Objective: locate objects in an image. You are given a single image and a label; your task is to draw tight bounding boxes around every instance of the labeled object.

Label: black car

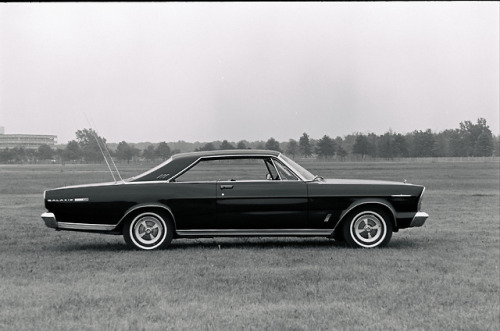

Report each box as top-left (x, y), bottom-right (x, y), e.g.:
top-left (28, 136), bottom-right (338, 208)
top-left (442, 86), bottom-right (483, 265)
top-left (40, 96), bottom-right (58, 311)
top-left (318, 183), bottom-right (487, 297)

top-left (42, 150), bottom-right (428, 250)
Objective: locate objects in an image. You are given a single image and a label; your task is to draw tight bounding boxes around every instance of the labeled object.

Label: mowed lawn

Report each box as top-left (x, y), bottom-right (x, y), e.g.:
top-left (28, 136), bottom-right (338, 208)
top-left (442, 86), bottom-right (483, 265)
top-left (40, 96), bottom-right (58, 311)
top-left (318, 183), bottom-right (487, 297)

top-left (0, 160), bottom-right (498, 330)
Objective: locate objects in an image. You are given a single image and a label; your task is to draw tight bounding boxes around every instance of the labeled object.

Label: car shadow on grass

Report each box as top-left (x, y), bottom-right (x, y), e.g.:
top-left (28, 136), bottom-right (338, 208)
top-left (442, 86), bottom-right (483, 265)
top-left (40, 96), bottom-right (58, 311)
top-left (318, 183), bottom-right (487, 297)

top-left (47, 236), bottom-right (429, 252)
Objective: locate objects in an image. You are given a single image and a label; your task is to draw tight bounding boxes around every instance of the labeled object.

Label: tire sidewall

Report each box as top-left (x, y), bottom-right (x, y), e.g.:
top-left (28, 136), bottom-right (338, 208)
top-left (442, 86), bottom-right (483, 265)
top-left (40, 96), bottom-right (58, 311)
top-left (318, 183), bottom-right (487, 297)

top-left (124, 211), bottom-right (173, 250)
top-left (343, 209), bottom-right (393, 248)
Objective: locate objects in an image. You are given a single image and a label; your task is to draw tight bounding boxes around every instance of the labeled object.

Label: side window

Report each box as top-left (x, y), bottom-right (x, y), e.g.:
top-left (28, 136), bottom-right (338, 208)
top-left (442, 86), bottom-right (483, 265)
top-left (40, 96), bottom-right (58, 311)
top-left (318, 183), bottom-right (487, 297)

top-left (175, 160), bottom-right (221, 182)
top-left (274, 160), bottom-right (299, 180)
top-left (174, 157), bottom-right (273, 182)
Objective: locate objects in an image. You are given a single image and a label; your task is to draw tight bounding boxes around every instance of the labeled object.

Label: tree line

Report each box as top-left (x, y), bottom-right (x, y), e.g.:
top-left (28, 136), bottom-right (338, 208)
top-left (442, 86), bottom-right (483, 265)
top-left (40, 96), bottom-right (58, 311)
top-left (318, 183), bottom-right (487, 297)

top-left (0, 118), bottom-right (498, 164)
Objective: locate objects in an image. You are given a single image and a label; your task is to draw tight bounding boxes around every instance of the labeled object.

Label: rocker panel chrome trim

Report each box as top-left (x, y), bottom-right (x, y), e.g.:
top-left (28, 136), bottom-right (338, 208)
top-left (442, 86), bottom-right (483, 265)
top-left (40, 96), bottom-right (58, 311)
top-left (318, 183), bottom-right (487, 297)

top-left (57, 222), bottom-right (116, 231)
top-left (176, 229), bottom-right (333, 237)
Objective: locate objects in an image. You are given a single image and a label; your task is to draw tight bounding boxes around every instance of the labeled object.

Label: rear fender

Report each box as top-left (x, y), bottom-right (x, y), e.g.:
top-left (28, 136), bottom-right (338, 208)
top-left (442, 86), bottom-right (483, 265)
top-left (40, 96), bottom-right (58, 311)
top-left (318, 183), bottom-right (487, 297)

top-left (116, 203), bottom-right (177, 233)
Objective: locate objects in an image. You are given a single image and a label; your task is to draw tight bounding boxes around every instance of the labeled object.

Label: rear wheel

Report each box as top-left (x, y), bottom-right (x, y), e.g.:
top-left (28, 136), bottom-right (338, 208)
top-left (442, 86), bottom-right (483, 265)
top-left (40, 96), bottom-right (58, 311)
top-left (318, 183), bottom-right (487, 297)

top-left (343, 209), bottom-right (392, 248)
top-left (123, 211), bottom-right (173, 250)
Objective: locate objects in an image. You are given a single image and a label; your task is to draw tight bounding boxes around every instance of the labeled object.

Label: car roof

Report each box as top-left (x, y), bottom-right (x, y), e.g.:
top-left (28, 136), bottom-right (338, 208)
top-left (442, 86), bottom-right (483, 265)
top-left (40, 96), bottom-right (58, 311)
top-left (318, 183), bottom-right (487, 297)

top-left (171, 149), bottom-right (281, 161)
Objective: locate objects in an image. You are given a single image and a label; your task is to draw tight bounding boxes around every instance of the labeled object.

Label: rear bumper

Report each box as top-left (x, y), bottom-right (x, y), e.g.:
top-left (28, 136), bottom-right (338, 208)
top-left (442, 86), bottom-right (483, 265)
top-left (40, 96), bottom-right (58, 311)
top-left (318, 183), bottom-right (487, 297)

top-left (41, 212), bottom-right (58, 228)
top-left (410, 211), bottom-right (428, 227)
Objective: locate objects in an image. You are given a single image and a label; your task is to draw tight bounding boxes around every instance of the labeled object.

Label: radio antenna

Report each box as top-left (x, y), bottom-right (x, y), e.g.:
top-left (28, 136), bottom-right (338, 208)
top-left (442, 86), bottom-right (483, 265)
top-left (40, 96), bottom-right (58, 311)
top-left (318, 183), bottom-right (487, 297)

top-left (84, 114), bottom-right (123, 183)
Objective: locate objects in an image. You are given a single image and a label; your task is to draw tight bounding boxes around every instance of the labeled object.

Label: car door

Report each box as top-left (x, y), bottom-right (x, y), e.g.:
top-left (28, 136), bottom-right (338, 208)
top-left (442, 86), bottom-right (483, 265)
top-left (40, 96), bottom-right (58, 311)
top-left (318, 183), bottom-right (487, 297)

top-left (215, 157), bottom-right (308, 230)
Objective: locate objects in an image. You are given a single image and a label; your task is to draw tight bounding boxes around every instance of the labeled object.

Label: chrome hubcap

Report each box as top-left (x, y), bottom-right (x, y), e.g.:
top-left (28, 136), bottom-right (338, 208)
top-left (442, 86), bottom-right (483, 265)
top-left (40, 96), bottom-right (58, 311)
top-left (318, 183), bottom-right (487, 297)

top-left (351, 212), bottom-right (386, 247)
top-left (133, 216), bottom-right (164, 245)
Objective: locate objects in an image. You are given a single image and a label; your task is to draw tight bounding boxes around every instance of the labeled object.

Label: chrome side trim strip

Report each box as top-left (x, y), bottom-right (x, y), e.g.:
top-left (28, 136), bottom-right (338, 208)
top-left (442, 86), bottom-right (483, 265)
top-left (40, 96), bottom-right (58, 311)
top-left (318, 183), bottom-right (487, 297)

top-left (391, 194), bottom-right (412, 198)
top-left (57, 222), bottom-right (116, 231)
top-left (176, 229), bottom-right (333, 237)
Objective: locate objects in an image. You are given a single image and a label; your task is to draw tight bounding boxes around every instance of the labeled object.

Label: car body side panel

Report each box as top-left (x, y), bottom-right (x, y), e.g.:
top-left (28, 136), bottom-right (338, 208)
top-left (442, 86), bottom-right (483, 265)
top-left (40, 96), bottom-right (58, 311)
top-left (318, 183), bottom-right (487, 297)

top-left (306, 181), bottom-right (424, 229)
top-left (215, 180), bottom-right (308, 229)
top-left (45, 182), bottom-right (217, 230)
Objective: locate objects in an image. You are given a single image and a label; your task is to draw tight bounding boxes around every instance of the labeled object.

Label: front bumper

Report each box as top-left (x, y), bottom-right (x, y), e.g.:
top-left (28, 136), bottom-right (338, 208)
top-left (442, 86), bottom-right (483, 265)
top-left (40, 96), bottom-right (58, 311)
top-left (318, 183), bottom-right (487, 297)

top-left (41, 212), bottom-right (58, 228)
top-left (410, 211), bottom-right (428, 227)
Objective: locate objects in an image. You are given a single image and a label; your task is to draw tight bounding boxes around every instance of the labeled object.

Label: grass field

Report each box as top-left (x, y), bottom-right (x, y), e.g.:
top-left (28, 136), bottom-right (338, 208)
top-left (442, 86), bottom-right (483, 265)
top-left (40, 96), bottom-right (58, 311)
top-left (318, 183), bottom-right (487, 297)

top-left (0, 160), bottom-right (499, 330)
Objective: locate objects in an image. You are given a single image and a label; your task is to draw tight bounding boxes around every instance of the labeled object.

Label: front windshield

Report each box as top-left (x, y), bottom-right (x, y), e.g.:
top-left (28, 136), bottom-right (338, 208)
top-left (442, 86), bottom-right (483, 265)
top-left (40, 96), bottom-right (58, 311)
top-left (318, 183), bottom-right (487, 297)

top-left (279, 154), bottom-right (316, 181)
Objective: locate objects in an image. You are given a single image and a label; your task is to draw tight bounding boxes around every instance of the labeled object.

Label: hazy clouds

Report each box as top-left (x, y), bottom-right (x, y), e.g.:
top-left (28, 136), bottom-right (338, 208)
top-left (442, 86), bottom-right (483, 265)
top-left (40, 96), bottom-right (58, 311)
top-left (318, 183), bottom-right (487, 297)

top-left (1, 2), bottom-right (498, 143)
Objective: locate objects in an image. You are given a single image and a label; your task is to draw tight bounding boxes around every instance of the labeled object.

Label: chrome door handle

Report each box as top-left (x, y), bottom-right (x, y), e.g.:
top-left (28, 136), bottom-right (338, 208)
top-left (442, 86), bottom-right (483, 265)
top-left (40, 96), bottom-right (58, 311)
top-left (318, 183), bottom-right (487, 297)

top-left (220, 185), bottom-right (233, 190)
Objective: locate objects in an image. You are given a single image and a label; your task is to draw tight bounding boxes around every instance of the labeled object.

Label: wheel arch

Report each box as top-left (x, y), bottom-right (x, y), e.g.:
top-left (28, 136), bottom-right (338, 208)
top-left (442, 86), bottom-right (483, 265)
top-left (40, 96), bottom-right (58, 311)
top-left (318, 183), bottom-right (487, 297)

top-left (116, 203), bottom-right (177, 234)
top-left (333, 199), bottom-right (397, 235)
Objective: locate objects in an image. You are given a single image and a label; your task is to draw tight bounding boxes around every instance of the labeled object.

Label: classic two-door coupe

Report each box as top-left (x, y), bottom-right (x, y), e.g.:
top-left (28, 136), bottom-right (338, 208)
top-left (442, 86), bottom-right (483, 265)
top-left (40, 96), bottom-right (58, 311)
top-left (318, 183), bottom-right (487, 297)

top-left (42, 150), bottom-right (428, 250)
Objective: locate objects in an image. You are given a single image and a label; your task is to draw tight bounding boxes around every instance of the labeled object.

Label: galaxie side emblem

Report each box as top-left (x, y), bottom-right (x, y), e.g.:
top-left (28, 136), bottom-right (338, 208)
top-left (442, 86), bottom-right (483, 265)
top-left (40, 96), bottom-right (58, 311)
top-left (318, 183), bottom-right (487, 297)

top-left (48, 198), bottom-right (89, 203)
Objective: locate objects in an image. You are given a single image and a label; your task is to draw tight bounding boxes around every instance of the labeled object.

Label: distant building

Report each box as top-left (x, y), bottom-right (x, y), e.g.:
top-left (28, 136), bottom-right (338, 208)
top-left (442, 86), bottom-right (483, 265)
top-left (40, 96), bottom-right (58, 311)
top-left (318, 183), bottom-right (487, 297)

top-left (0, 127), bottom-right (57, 149)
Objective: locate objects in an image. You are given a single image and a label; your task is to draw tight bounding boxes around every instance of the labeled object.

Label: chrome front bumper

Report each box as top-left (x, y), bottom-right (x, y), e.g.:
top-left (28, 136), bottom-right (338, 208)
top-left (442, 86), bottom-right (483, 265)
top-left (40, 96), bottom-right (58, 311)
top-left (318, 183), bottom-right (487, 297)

top-left (41, 212), bottom-right (58, 228)
top-left (410, 211), bottom-right (428, 227)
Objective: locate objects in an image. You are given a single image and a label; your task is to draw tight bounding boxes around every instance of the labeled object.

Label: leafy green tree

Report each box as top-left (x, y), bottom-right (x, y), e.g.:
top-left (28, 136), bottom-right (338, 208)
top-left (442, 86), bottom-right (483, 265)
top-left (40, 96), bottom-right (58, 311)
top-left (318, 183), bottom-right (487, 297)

top-left (299, 133), bottom-right (313, 157)
top-left (286, 139), bottom-right (299, 158)
top-left (155, 142), bottom-right (171, 160)
top-left (315, 135), bottom-right (336, 159)
top-left (265, 137), bottom-right (282, 152)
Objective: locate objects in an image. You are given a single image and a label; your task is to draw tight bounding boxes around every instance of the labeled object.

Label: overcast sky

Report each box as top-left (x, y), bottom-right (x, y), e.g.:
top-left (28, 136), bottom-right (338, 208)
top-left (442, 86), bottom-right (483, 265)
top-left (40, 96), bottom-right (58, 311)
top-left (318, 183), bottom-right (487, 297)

top-left (1, 2), bottom-right (498, 144)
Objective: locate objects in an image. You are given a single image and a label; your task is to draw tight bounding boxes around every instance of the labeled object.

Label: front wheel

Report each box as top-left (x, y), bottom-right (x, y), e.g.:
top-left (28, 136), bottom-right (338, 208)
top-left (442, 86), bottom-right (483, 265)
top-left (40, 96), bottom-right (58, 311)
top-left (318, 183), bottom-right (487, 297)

top-left (123, 211), bottom-right (173, 250)
top-left (343, 209), bottom-right (393, 248)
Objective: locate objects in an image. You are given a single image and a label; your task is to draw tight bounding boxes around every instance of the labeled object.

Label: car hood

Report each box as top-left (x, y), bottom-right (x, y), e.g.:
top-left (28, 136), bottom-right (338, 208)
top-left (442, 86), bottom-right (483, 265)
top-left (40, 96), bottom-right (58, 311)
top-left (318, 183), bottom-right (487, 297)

top-left (322, 178), bottom-right (410, 186)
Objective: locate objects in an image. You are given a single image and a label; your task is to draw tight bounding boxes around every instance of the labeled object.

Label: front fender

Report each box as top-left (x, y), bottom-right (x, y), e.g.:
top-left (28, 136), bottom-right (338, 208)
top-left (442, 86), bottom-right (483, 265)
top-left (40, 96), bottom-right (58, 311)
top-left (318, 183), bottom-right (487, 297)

top-left (335, 198), bottom-right (397, 230)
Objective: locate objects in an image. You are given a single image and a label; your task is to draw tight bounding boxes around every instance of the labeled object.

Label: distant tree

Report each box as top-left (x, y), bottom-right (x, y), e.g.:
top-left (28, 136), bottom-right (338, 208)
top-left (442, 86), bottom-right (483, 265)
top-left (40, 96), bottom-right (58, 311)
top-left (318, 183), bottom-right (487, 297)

top-left (196, 142), bottom-right (216, 152)
top-left (410, 129), bottom-right (435, 157)
top-left (286, 139), bottom-right (299, 158)
top-left (37, 144), bottom-right (54, 160)
top-left (62, 140), bottom-right (82, 162)
top-left (299, 133), bottom-right (313, 157)
top-left (378, 132), bottom-right (393, 159)
top-left (337, 145), bottom-right (348, 160)
top-left (75, 128), bottom-right (107, 163)
top-left (236, 141), bottom-right (248, 149)
top-left (393, 134), bottom-right (409, 157)
top-left (352, 135), bottom-right (370, 159)
top-left (142, 145), bottom-right (157, 161)
top-left (494, 136), bottom-right (500, 157)
top-left (367, 133), bottom-right (378, 158)
top-left (315, 135), bottom-right (336, 159)
top-left (255, 142), bottom-right (265, 150)
top-left (474, 132), bottom-right (494, 157)
top-left (265, 137), bottom-right (282, 152)
top-left (116, 141), bottom-right (139, 163)
top-left (220, 140), bottom-right (235, 150)
top-left (155, 142), bottom-right (171, 160)
top-left (458, 118), bottom-right (493, 157)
